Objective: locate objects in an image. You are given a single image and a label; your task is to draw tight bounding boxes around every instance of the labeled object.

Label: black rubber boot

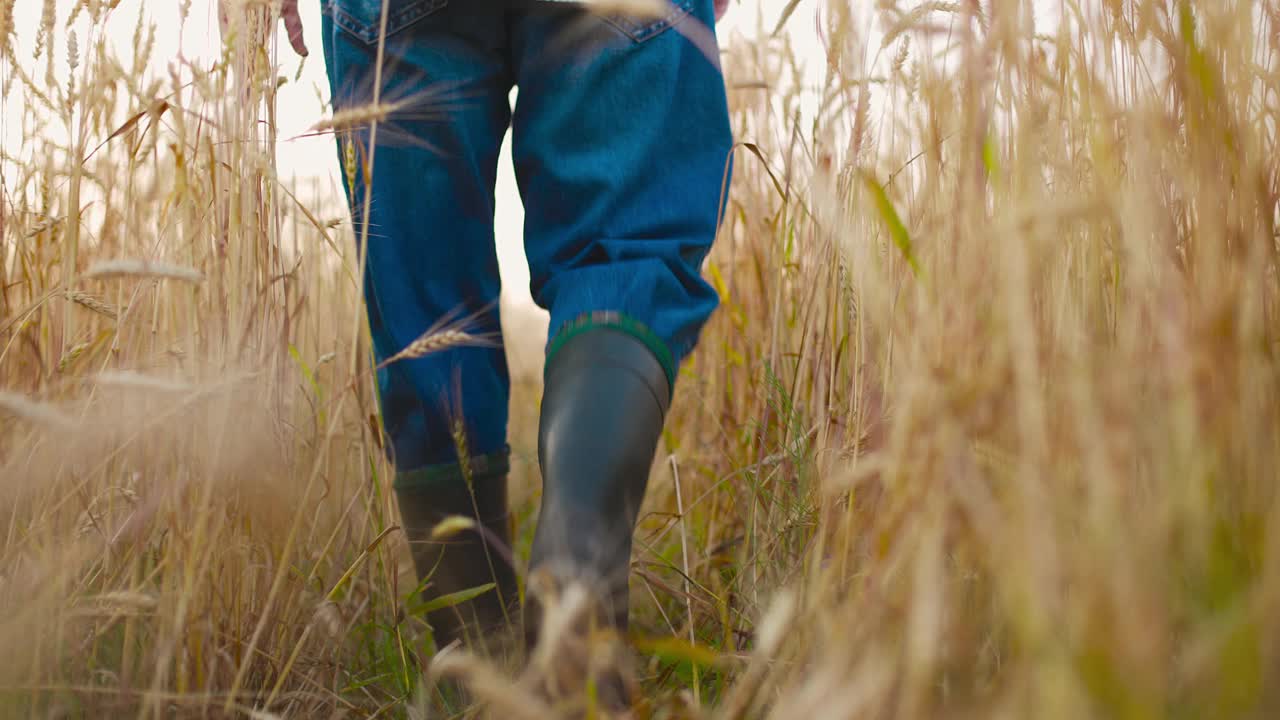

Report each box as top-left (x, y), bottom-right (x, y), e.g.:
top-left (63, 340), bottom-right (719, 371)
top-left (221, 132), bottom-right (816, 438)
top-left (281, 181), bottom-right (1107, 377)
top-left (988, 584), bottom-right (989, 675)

top-left (395, 463), bottom-right (518, 652)
top-left (526, 327), bottom-right (672, 640)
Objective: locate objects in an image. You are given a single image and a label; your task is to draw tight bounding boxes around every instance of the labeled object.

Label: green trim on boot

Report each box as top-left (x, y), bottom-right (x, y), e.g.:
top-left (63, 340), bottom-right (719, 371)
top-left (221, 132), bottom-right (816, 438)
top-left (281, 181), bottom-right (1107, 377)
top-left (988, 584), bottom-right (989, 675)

top-left (545, 311), bottom-right (677, 396)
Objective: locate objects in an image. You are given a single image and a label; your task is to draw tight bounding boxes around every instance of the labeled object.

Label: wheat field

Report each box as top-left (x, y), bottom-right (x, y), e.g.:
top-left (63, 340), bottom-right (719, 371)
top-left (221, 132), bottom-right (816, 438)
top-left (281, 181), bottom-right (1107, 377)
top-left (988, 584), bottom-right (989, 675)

top-left (2, 0), bottom-right (1279, 718)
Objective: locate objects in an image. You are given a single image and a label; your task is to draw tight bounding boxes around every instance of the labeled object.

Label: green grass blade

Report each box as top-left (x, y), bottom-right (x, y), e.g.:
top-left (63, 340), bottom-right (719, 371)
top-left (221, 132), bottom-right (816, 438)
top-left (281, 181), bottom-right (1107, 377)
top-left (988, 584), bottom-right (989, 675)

top-left (862, 171), bottom-right (921, 277)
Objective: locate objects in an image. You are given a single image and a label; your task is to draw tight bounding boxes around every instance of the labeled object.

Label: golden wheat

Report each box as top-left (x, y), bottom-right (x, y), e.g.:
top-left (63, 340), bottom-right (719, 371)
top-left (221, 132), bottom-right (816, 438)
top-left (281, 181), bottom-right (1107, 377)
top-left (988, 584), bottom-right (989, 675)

top-left (92, 370), bottom-right (197, 394)
top-left (378, 328), bottom-right (480, 368)
top-left (83, 258), bottom-right (205, 283)
top-left (64, 289), bottom-right (119, 319)
top-left (2, 1), bottom-right (1277, 718)
top-left (310, 99), bottom-right (408, 133)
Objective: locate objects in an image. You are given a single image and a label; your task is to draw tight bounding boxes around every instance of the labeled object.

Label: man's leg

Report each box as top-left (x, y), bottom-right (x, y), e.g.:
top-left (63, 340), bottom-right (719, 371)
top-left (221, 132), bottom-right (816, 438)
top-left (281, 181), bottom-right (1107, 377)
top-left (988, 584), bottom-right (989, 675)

top-left (321, 0), bottom-right (517, 649)
top-left (508, 0), bottom-right (733, 631)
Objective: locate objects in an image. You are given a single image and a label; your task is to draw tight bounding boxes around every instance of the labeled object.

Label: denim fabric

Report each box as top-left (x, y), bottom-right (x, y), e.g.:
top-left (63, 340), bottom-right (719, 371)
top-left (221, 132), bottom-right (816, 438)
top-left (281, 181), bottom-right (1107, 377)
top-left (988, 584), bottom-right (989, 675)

top-left (321, 0), bottom-right (732, 475)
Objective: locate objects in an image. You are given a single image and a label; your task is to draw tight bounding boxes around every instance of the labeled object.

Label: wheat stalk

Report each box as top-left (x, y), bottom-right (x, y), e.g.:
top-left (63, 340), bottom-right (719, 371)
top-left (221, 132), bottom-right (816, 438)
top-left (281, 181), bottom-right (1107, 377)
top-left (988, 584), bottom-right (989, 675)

top-left (93, 371), bottom-right (196, 394)
top-left (84, 259), bottom-right (204, 283)
top-left (65, 289), bottom-right (118, 319)
top-left (715, 591), bottom-right (796, 720)
top-left (311, 100), bottom-right (407, 133)
top-left (376, 328), bottom-right (479, 369)
top-left (75, 591), bottom-right (159, 615)
top-left (58, 341), bottom-right (92, 373)
top-left (430, 648), bottom-right (556, 720)
top-left (880, 2), bottom-right (964, 50)
top-left (0, 0), bottom-right (13, 60)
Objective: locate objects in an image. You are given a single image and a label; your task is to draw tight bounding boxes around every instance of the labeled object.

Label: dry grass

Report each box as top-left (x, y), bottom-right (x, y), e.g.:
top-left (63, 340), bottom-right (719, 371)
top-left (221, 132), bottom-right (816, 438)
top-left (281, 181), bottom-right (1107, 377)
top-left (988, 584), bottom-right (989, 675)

top-left (3, 0), bottom-right (1280, 718)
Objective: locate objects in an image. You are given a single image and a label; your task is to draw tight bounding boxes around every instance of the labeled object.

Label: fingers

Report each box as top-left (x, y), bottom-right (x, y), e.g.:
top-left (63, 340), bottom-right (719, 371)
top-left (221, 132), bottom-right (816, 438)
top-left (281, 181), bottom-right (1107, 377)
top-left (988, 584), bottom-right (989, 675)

top-left (282, 0), bottom-right (309, 57)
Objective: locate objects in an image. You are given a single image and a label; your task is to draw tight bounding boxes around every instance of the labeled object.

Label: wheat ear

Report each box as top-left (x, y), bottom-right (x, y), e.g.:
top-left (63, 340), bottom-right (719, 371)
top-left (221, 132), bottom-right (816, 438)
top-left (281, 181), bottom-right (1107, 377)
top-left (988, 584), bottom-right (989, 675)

top-left (65, 290), bottom-right (119, 319)
top-left (376, 329), bottom-right (479, 369)
top-left (84, 259), bottom-right (204, 283)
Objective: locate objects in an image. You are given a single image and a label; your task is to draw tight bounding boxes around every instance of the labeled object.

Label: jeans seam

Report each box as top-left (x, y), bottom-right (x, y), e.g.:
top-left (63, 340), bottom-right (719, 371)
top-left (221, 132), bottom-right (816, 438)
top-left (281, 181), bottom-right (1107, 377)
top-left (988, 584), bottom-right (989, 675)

top-left (602, 0), bottom-right (695, 43)
top-left (327, 0), bottom-right (448, 45)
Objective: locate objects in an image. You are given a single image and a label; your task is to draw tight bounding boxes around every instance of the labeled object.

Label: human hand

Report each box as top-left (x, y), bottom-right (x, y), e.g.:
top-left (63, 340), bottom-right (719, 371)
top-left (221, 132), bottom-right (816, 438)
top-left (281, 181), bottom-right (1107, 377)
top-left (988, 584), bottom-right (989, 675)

top-left (714, 0), bottom-right (728, 20)
top-left (278, 0), bottom-right (308, 56)
top-left (218, 0), bottom-right (309, 57)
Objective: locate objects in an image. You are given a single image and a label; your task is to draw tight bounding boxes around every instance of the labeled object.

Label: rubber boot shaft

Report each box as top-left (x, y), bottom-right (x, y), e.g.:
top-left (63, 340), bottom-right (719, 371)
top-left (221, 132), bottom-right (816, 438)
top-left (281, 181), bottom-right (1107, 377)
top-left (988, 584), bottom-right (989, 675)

top-left (396, 470), bottom-right (517, 650)
top-left (528, 328), bottom-right (671, 637)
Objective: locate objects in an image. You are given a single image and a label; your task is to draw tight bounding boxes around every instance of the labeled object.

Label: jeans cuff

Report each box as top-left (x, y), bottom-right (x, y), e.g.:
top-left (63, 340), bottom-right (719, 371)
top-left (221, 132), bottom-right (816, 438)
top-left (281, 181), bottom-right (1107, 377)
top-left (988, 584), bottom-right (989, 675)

top-left (545, 311), bottom-right (678, 395)
top-left (393, 446), bottom-right (511, 492)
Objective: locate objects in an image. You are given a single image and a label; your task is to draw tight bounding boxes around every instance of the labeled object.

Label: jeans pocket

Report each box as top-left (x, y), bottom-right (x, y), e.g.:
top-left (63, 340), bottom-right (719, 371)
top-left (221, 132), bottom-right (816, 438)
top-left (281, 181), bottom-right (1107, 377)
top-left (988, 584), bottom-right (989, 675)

top-left (602, 0), bottom-right (694, 42)
top-left (326, 0), bottom-right (448, 44)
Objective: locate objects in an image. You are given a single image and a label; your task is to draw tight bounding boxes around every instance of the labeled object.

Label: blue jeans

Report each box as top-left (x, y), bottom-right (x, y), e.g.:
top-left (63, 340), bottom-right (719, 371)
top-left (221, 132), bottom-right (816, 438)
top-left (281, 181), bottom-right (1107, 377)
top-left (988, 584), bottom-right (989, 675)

top-left (320, 0), bottom-right (732, 481)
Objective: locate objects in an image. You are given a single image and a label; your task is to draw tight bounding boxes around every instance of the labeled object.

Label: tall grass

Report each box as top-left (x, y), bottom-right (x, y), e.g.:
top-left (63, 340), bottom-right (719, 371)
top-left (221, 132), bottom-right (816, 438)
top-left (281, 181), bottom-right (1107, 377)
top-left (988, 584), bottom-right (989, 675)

top-left (2, 0), bottom-right (1279, 718)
